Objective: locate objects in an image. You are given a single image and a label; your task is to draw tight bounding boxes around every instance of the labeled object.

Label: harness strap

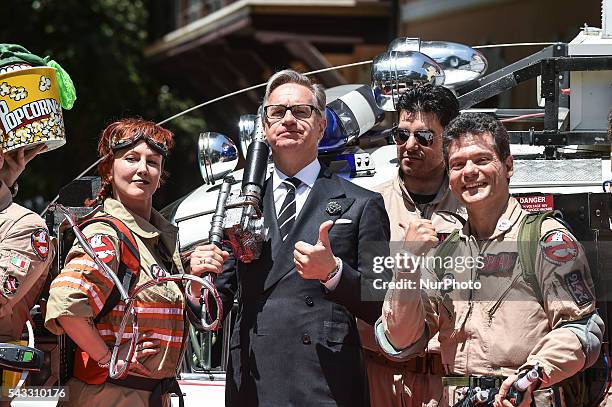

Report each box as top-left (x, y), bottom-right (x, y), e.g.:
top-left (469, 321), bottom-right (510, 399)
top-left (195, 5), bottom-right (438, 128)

top-left (78, 215), bottom-right (140, 322)
top-left (432, 229), bottom-right (461, 280)
top-left (107, 375), bottom-right (184, 407)
top-left (517, 211), bottom-right (553, 305)
top-left (442, 375), bottom-right (505, 389)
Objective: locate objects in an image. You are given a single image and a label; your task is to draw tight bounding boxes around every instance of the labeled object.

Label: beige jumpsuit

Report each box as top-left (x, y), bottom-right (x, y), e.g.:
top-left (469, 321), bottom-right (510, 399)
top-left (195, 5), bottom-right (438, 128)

top-left (378, 197), bottom-right (598, 407)
top-left (0, 181), bottom-right (54, 341)
top-left (0, 180), bottom-right (54, 400)
top-left (360, 172), bottom-right (465, 407)
top-left (45, 198), bottom-right (188, 407)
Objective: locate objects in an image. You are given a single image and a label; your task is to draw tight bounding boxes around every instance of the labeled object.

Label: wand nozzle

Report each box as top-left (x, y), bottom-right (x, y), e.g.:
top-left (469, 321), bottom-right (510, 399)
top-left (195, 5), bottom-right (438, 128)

top-left (508, 364), bottom-right (541, 405)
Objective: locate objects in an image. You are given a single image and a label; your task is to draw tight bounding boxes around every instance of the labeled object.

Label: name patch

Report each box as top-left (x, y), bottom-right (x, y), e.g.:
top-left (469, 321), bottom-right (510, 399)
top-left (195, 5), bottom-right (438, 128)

top-left (478, 252), bottom-right (518, 275)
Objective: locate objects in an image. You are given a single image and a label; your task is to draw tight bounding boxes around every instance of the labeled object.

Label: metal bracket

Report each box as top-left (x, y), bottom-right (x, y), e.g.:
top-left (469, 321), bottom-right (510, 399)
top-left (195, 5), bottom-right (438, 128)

top-left (457, 45), bottom-right (612, 146)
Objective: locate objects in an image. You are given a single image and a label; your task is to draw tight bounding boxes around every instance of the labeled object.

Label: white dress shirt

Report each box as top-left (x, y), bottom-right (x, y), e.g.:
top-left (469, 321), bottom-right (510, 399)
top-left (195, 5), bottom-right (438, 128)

top-left (272, 159), bottom-right (320, 218)
top-left (271, 159), bottom-right (342, 290)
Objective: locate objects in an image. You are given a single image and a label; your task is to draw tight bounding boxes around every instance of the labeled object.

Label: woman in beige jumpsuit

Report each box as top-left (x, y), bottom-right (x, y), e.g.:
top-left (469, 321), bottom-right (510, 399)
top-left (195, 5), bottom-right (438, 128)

top-left (45, 118), bottom-right (227, 406)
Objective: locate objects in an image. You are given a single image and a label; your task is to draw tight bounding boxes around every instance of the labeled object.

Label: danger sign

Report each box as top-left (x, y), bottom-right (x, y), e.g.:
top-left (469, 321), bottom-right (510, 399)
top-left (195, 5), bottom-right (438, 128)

top-left (516, 195), bottom-right (554, 213)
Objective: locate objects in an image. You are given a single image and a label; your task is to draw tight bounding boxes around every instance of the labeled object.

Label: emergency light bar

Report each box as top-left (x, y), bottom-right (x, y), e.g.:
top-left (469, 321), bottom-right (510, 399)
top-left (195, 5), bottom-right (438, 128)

top-left (321, 85), bottom-right (385, 153)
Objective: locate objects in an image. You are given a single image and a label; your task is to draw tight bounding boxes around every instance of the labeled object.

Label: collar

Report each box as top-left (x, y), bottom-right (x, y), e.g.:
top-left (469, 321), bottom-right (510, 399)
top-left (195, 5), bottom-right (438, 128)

top-left (394, 170), bottom-right (452, 208)
top-left (272, 159), bottom-right (321, 192)
top-left (460, 196), bottom-right (523, 240)
top-left (102, 198), bottom-right (178, 240)
top-left (0, 181), bottom-right (12, 212)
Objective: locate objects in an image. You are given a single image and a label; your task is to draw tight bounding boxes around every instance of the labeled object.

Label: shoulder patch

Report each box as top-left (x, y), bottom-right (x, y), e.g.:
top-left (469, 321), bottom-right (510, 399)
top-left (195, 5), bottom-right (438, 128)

top-left (564, 270), bottom-right (594, 306)
top-left (540, 230), bottom-right (578, 266)
top-left (150, 264), bottom-right (167, 279)
top-left (441, 272), bottom-right (455, 294)
top-left (1, 274), bottom-right (19, 296)
top-left (87, 234), bottom-right (116, 264)
top-left (9, 251), bottom-right (30, 273)
top-left (31, 228), bottom-right (50, 260)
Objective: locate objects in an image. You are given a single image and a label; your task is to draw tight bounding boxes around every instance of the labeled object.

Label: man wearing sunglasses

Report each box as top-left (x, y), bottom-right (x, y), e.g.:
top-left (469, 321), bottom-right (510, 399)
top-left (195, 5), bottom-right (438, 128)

top-left (359, 84), bottom-right (464, 407)
top-left (215, 69), bottom-right (391, 406)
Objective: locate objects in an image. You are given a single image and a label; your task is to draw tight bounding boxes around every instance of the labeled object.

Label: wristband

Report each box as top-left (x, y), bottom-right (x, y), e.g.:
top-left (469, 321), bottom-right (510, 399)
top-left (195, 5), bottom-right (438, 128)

top-left (97, 349), bottom-right (111, 369)
top-left (320, 257), bottom-right (341, 284)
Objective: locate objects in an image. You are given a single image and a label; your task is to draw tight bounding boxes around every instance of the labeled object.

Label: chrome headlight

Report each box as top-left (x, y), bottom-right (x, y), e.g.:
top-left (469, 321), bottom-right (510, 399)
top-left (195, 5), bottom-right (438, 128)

top-left (388, 38), bottom-right (488, 87)
top-left (371, 50), bottom-right (445, 111)
top-left (198, 132), bottom-right (239, 184)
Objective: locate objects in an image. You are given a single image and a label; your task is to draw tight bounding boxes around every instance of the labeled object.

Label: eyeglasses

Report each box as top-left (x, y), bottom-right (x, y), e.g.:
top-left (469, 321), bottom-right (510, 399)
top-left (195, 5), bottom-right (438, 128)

top-left (263, 104), bottom-right (319, 121)
top-left (110, 133), bottom-right (169, 157)
top-left (392, 127), bottom-right (436, 147)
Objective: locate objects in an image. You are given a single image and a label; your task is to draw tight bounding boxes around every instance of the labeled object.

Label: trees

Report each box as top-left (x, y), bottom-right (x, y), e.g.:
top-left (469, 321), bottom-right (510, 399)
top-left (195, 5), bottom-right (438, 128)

top-left (1, 0), bottom-right (205, 210)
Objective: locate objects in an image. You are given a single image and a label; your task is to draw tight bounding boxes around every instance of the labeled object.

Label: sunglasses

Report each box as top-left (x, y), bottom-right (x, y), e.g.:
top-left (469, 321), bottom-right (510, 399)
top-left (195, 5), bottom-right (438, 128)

top-left (392, 128), bottom-right (436, 147)
top-left (263, 104), bottom-right (319, 121)
top-left (110, 133), bottom-right (169, 157)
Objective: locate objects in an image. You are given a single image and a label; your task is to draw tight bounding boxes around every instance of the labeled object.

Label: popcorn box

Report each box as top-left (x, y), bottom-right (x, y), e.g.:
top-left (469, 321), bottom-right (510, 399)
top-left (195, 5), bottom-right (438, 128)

top-left (0, 66), bottom-right (66, 153)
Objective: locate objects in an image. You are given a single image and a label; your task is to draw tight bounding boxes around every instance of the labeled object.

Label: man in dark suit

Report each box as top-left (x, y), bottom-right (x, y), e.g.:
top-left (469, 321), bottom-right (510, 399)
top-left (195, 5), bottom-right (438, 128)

top-left (217, 69), bottom-right (391, 406)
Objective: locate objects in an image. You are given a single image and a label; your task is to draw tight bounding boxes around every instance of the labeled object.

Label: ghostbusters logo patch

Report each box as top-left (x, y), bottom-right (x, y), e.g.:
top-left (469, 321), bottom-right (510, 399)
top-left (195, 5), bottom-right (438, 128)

top-left (150, 264), bottom-right (167, 279)
top-left (31, 228), bottom-right (50, 260)
top-left (478, 252), bottom-right (518, 275)
top-left (564, 270), bottom-right (594, 306)
top-left (441, 273), bottom-right (455, 294)
top-left (87, 234), bottom-right (116, 263)
top-left (540, 230), bottom-right (578, 266)
top-left (1, 275), bottom-right (19, 296)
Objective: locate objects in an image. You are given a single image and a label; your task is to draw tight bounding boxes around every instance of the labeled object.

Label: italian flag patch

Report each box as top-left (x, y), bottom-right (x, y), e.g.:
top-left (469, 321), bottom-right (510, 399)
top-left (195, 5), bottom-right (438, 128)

top-left (11, 256), bottom-right (27, 270)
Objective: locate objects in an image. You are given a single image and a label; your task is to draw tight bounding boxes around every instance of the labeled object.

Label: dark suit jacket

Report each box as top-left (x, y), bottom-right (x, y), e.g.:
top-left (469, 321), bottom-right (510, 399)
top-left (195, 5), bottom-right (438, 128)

top-left (217, 164), bottom-right (391, 407)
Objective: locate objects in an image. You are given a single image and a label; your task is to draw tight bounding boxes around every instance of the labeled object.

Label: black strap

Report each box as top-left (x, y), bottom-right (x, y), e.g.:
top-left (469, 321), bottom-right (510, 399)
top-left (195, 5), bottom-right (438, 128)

top-left (107, 375), bottom-right (184, 407)
top-left (92, 259), bottom-right (136, 323)
top-left (553, 385), bottom-right (563, 407)
top-left (151, 377), bottom-right (183, 407)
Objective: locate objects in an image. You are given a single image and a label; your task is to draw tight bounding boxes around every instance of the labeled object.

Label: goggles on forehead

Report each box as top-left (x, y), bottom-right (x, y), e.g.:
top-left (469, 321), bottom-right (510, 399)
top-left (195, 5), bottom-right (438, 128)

top-left (110, 133), bottom-right (169, 157)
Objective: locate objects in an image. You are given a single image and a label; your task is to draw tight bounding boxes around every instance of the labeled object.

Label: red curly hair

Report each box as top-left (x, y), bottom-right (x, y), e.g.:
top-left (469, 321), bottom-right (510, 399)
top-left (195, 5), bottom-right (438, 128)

top-left (86, 118), bottom-right (175, 206)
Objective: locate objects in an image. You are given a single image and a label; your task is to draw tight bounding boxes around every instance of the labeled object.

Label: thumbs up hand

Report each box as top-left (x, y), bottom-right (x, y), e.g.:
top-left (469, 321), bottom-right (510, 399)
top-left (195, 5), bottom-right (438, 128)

top-left (399, 219), bottom-right (438, 256)
top-left (294, 220), bottom-right (337, 281)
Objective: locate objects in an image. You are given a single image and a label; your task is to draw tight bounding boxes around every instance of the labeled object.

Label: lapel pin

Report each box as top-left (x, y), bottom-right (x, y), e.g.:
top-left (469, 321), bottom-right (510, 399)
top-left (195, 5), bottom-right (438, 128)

top-left (326, 201), bottom-right (342, 216)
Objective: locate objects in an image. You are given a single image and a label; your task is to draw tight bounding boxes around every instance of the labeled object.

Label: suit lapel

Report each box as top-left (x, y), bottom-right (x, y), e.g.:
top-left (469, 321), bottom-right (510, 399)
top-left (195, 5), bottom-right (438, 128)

top-left (263, 167), bottom-right (354, 291)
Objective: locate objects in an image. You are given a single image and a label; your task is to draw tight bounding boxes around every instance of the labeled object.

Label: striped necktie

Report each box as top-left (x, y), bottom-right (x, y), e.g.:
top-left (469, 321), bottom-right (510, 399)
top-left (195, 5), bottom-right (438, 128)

top-left (277, 177), bottom-right (302, 241)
